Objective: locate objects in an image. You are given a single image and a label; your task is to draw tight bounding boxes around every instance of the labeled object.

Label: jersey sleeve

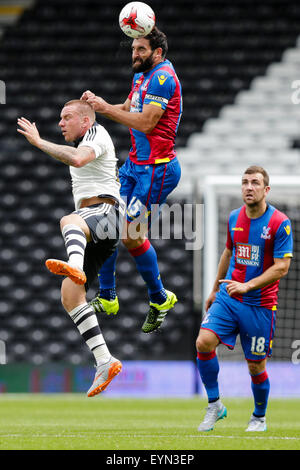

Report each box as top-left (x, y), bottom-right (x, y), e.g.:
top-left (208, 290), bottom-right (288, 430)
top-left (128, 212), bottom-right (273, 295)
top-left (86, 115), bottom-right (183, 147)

top-left (144, 70), bottom-right (176, 110)
top-left (78, 128), bottom-right (106, 159)
top-left (273, 218), bottom-right (293, 258)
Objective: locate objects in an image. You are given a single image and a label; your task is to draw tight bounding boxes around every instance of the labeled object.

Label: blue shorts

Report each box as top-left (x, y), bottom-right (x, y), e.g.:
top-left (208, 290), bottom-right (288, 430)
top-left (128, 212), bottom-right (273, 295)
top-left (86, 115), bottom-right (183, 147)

top-left (119, 157), bottom-right (181, 226)
top-left (201, 291), bottom-right (276, 361)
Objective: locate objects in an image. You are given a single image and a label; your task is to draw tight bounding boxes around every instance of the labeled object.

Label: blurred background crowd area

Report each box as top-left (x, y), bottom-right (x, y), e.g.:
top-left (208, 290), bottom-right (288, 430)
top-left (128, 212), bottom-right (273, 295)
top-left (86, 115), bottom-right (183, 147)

top-left (0, 0), bottom-right (300, 367)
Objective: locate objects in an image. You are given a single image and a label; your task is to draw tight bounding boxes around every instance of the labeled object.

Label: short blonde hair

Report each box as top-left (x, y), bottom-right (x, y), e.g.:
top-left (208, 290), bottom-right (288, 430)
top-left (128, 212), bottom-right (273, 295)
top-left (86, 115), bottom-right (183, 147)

top-left (63, 99), bottom-right (96, 122)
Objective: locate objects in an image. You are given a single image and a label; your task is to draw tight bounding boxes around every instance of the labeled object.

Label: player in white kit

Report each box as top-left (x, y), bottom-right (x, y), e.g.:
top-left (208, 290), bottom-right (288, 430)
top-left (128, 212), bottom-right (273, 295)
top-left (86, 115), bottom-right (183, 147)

top-left (17, 100), bottom-right (125, 397)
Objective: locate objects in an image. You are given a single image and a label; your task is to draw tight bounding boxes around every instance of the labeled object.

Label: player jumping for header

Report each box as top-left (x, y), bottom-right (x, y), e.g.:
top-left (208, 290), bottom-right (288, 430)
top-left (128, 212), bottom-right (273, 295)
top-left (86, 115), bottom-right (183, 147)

top-left (18, 100), bottom-right (125, 397)
top-left (81, 27), bottom-right (182, 333)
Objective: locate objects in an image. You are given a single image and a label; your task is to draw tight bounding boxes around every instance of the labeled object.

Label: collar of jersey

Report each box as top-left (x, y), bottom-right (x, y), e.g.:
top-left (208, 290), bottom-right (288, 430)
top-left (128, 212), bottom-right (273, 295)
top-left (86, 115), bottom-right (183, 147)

top-left (73, 121), bottom-right (99, 147)
top-left (142, 59), bottom-right (170, 78)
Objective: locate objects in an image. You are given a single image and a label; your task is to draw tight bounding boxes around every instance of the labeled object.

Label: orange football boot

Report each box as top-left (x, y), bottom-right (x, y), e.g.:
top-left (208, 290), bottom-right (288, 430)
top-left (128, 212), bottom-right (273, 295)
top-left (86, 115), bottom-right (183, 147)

top-left (45, 259), bottom-right (87, 285)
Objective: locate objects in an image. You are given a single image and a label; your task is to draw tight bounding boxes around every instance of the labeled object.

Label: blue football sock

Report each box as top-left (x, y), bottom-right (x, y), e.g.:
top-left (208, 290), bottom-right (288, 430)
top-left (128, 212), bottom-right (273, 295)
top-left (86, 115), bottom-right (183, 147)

top-left (98, 250), bottom-right (118, 300)
top-left (251, 370), bottom-right (270, 417)
top-left (197, 351), bottom-right (220, 403)
top-left (128, 239), bottom-right (166, 304)
top-left (149, 289), bottom-right (168, 304)
top-left (99, 287), bottom-right (117, 301)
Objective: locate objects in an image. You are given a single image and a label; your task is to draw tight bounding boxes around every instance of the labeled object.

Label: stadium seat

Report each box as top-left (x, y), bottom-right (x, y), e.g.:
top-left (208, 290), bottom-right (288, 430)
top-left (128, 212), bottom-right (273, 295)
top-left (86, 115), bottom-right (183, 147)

top-left (0, 0), bottom-right (299, 363)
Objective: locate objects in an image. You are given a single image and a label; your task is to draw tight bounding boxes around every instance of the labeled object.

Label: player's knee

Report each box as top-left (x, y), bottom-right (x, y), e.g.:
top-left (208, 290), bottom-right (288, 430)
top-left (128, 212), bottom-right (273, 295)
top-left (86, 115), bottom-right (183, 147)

top-left (247, 359), bottom-right (266, 376)
top-left (122, 235), bottom-right (145, 250)
top-left (60, 214), bottom-right (72, 230)
top-left (196, 332), bottom-right (216, 353)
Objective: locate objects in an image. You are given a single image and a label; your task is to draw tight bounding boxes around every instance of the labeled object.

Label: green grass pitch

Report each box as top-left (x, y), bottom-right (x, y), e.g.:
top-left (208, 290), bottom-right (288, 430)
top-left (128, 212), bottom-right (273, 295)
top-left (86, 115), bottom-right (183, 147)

top-left (0, 395), bottom-right (299, 450)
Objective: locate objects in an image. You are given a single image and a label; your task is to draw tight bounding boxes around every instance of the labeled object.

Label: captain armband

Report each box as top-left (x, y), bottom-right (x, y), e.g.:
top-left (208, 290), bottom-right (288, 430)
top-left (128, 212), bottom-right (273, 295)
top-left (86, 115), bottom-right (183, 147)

top-left (144, 94), bottom-right (169, 106)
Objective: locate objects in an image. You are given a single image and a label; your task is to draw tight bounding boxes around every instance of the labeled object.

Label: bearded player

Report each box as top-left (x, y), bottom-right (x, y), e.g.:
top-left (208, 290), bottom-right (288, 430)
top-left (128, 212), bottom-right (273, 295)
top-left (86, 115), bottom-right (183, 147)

top-left (81, 27), bottom-right (182, 333)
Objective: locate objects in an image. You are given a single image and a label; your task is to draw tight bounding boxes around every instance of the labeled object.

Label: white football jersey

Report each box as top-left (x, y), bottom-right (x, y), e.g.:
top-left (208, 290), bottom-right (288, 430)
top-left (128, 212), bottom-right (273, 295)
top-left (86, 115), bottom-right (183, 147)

top-left (70, 122), bottom-right (121, 210)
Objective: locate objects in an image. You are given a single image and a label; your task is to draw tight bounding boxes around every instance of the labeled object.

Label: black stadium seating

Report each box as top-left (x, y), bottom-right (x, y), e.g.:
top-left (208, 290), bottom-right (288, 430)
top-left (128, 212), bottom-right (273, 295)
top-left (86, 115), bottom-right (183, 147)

top-left (0, 0), bottom-right (300, 364)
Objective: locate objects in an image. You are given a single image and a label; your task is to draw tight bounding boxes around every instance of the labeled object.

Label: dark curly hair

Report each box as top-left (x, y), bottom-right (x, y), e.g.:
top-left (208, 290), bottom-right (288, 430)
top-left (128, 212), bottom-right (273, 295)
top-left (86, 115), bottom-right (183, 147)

top-left (145, 27), bottom-right (168, 59)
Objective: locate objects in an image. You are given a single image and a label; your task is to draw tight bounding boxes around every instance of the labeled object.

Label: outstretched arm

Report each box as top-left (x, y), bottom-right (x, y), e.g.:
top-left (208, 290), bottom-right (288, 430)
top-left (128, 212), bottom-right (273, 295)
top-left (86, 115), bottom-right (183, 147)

top-left (17, 117), bottom-right (95, 167)
top-left (81, 90), bottom-right (163, 134)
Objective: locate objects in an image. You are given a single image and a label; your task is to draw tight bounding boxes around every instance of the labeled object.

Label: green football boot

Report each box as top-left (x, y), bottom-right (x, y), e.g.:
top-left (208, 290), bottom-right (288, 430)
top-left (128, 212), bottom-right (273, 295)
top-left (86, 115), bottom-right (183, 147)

top-left (89, 293), bottom-right (119, 315)
top-left (142, 290), bottom-right (177, 333)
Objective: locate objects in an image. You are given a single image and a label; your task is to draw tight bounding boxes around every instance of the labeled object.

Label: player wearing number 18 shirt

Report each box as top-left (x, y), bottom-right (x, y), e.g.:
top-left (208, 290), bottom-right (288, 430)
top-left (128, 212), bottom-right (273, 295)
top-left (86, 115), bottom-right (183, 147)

top-left (221, 200), bottom-right (292, 309)
top-left (195, 166), bottom-right (293, 433)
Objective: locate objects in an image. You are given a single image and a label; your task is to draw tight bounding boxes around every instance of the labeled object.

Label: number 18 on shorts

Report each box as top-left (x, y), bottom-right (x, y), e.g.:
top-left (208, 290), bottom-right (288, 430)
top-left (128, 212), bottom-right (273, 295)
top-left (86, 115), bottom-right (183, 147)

top-left (201, 293), bottom-right (276, 361)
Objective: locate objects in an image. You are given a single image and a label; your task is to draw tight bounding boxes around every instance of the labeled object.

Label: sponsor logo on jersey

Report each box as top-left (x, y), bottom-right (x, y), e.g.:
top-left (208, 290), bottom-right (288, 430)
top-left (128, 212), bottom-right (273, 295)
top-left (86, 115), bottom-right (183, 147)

top-left (284, 225), bottom-right (291, 235)
top-left (158, 74), bottom-right (167, 85)
top-left (130, 91), bottom-right (141, 113)
top-left (236, 243), bottom-right (260, 266)
top-left (232, 227), bottom-right (244, 231)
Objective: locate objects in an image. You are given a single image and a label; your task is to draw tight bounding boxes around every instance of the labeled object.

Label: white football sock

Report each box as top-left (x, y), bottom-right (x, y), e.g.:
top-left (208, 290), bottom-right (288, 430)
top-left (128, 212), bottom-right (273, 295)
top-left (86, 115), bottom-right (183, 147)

top-left (62, 224), bottom-right (87, 270)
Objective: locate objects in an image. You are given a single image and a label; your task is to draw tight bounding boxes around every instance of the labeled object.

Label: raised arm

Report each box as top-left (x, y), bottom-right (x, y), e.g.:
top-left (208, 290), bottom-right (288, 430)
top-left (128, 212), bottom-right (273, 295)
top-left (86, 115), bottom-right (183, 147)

top-left (81, 90), bottom-right (163, 134)
top-left (17, 117), bottom-right (95, 167)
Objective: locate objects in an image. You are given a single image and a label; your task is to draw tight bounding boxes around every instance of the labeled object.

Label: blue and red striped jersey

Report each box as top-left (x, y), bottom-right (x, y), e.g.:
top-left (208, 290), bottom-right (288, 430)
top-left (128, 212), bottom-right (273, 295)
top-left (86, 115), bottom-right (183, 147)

top-left (127, 59), bottom-right (182, 165)
top-left (221, 204), bottom-right (293, 309)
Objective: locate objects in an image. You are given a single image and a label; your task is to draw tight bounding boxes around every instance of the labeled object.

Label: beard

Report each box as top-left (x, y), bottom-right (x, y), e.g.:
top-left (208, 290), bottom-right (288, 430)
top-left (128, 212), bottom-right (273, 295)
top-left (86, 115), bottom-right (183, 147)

top-left (132, 52), bottom-right (155, 73)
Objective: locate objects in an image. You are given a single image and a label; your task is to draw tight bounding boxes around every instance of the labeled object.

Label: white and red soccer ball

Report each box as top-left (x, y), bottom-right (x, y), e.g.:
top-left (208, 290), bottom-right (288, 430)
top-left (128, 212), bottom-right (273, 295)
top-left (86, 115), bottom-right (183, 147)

top-left (119, 2), bottom-right (156, 38)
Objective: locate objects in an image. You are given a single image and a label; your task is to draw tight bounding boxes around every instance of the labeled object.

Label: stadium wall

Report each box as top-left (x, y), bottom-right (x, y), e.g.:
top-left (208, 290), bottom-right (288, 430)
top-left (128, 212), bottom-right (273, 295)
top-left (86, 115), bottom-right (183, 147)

top-left (0, 361), bottom-right (299, 397)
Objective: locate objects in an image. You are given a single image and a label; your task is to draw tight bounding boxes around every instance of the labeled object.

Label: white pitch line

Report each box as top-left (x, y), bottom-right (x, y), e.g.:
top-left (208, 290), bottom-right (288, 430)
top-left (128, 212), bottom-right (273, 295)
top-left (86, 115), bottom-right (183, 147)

top-left (0, 434), bottom-right (299, 441)
top-left (193, 434), bottom-right (300, 440)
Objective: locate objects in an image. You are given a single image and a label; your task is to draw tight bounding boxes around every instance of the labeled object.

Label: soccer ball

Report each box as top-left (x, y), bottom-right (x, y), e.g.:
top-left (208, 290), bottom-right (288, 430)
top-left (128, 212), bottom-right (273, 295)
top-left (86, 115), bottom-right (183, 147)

top-left (119, 2), bottom-right (155, 39)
